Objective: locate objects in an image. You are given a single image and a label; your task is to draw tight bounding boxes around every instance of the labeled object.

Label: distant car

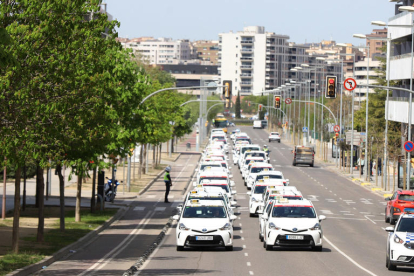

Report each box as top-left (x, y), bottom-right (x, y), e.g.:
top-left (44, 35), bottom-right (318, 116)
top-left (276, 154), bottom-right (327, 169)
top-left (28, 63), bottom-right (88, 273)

top-left (385, 190), bottom-right (414, 224)
top-left (268, 132), bottom-right (281, 143)
top-left (241, 115), bottom-right (246, 119)
top-left (292, 145), bottom-right (314, 167)
top-left (253, 120), bottom-right (263, 129)
top-left (261, 120), bottom-right (268, 128)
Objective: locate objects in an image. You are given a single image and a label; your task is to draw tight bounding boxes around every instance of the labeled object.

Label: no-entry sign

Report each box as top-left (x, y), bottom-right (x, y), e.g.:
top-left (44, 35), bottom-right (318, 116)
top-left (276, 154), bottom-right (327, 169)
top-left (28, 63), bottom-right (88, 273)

top-left (333, 125), bottom-right (340, 132)
top-left (285, 98), bottom-right (292, 104)
top-left (344, 78), bottom-right (357, 91)
top-left (404, 141), bottom-right (414, 152)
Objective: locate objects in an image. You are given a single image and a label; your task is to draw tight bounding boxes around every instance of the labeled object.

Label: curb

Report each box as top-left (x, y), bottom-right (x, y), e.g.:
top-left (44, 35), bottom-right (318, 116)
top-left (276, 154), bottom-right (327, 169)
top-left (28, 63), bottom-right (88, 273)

top-left (122, 217), bottom-right (174, 276)
top-left (7, 206), bottom-right (129, 276)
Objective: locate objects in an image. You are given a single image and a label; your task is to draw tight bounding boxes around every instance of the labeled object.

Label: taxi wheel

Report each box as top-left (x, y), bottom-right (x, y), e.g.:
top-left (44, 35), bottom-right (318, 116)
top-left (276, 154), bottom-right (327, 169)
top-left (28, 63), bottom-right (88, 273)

top-left (263, 240), bottom-right (266, 248)
top-left (387, 256), bottom-right (397, 271)
top-left (259, 233), bottom-right (263, 242)
top-left (313, 246), bottom-right (322, 251)
top-left (265, 244), bottom-right (273, 251)
top-left (278, 141), bottom-right (280, 143)
top-left (176, 246), bottom-right (184, 251)
top-left (225, 246), bottom-right (233, 251)
top-left (310, 163), bottom-right (314, 167)
top-left (249, 213), bottom-right (255, 217)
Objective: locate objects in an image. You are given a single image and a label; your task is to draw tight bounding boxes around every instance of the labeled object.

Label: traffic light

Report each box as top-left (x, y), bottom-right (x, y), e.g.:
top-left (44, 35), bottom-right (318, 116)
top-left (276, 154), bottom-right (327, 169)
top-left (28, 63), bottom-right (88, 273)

top-left (274, 95), bottom-right (281, 109)
top-left (223, 80), bottom-right (232, 98)
top-left (225, 98), bottom-right (230, 108)
top-left (258, 104), bottom-right (262, 112)
top-left (325, 76), bottom-right (337, 98)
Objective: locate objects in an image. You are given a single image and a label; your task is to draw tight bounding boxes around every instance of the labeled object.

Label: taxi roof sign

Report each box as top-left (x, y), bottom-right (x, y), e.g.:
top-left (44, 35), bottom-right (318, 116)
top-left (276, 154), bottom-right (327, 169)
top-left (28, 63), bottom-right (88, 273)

top-left (191, 190), bottom-right (198, 194)
top-left (191, 199), bottom-right (200, 204)
top-left (278, 198), bottom-right (289, 203)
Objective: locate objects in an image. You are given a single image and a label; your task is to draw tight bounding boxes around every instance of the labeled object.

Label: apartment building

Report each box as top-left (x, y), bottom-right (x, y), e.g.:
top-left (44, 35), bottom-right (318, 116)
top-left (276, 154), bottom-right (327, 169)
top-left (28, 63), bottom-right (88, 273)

top-left (192, 40), bottom-right (220, 65)
top-left (366, 28), bottom-right (387, 59)
top-left (218, 26), bottom-right (289, 96)
top-left (352, 58), bottom-right (381, 102)
top-left (122, 37), bottom-right (192, 65)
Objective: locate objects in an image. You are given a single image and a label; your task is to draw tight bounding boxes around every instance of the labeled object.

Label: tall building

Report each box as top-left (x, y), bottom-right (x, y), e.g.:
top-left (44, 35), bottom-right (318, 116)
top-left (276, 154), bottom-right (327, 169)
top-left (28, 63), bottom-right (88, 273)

top-left (353, 58), bottom-right (381, 102)
top-left (218, 26), bottom-right (289, 96)
top-left (122, 38), bottom-right (192, 65)
top-left (192, 40), bottom-right (220, 65)
top-left (366, 28), bottom-right (387, 59)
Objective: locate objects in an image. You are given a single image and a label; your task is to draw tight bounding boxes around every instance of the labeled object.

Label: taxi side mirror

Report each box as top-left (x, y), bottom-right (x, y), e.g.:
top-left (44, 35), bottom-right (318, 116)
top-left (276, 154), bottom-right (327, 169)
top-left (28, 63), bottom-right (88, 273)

top-left (231, 191), bottom-right (237, 195)
top-left (192, 182), bottom-right (197, 186)
top-left (318, 215), bottom-right (326, 221)
top-left (385, 226), bottom-right (394, 232)
top-left (230, 183), bottom-right (235, 187)
top-left (172, 215), bottom-right (180, 220)
top-left (231, 201), bottom-right (237, 206)
top-left (194, 169), bottom-right (198, 172)
top-left (262, 213), bottom-right (268, 220)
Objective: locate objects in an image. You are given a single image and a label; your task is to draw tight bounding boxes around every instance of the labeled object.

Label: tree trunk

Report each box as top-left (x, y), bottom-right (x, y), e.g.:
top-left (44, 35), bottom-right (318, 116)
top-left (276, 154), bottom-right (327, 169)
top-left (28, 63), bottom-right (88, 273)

top-left (56, 164), bottom-right (65, 232)
top-left (138, 143), bottom-right (143, 179)
top-left (159, 144), bottom-right (162, 164)
top-left (153, 144), bottom-right (156, 169)
top-left (75, 170), bottom-right (83, 222)
top-left (36, 165), bottom-right (45, 242)
top-left (11, 167), bottom-right (21, 253)
top-left (91, 167), bottom-right (96, 213)
top-left (22, 164), bottom-right (26, 212)
top-left (142, 143), bottom-right (147, 175)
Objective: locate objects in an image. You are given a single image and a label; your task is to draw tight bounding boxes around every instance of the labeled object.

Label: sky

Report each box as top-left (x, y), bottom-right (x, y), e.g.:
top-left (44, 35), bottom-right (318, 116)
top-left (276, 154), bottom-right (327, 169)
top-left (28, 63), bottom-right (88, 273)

top-left (103, 0), bottom-right (395, 46)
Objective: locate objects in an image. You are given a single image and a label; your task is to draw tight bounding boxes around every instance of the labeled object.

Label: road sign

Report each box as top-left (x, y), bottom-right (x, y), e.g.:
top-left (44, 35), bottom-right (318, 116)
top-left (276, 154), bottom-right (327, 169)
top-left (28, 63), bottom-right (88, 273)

top-left (404, 141), bottom-right (414, 152)
top-left (285, 98), bottom-right (292, 104)
top-left (333, 125), bottom-right (340, 132)
top-left (302, 127), bottom-right (308, 132)
top-left (344, 78), bottom-right (357, 91)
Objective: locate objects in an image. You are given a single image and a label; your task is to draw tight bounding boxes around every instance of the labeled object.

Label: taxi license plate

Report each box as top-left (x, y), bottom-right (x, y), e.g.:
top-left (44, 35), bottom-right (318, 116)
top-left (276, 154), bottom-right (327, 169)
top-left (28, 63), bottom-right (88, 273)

top-left (286, 235), bottom-right (304, 240)
top-left (196, 236), bottom-right (213, 241)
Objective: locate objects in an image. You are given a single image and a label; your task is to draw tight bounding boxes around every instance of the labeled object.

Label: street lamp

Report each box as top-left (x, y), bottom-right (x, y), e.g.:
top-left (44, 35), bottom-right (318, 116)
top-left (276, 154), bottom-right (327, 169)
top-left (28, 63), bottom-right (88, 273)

top-left (352, 36), bottom-right (371, 179)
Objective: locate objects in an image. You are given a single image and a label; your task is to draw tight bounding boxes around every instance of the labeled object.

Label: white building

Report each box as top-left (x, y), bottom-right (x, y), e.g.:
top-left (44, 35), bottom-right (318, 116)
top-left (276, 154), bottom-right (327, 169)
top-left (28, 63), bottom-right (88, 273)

top-left (386, 1), bottom-right (414, 126)
top-left (353, 58), bottom-right (381, 102)
top-left (123, 38), bottom-right (192, 65)
top-left (218, 26), bottom-right (289, 96)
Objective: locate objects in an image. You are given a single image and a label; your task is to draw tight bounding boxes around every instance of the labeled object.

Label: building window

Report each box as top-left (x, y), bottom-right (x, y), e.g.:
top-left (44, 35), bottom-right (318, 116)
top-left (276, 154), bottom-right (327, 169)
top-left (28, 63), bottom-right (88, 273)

top-left (236, 54), bottom-right (238, 57)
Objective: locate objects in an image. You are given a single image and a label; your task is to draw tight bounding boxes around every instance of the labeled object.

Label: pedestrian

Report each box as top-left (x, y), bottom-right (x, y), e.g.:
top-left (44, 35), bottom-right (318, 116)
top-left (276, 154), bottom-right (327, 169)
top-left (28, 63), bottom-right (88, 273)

top-left (164, 166), bottom-right (172, 203)
top-left (357, 156), bottom-right (365, 175)
top-left (369, 160), bottom-right (373, 179)
top-left (377, 157), bottom-right (382, 176)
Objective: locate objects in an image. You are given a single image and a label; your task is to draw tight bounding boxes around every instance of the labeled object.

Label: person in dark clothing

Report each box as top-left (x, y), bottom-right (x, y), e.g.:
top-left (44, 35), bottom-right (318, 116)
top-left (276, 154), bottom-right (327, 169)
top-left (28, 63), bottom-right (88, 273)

top-left (377, 157), bottom-right (382, 176)
top-left (164, 166), bottom-right (172, 203)
top-left (369, 160), bottom-right (373, 179)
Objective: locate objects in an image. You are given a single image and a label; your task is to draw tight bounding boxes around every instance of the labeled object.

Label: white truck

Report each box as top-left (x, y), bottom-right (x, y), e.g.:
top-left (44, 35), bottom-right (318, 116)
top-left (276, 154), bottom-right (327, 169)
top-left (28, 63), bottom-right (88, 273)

top-left (253, 120), bottom-right (263, 129)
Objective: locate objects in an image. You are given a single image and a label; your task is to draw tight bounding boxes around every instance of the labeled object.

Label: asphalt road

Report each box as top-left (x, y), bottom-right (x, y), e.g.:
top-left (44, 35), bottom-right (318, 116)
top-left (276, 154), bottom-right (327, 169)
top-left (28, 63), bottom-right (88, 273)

top-left (136, 127), bottom-right (412, 276)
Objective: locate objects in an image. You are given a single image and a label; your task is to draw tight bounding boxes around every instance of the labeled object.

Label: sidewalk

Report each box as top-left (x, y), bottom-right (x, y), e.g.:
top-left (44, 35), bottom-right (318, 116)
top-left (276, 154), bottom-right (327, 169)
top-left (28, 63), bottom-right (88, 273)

top-left (279, 131), bottom-right (396, 199)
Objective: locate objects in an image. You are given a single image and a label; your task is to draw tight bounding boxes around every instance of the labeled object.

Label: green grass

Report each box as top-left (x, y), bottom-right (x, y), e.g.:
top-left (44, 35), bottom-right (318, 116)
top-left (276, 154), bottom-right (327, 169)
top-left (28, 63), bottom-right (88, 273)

top-left (0, 252), bottom-right (44, 276)
top-left (0, 208), bottom-right (117, 275)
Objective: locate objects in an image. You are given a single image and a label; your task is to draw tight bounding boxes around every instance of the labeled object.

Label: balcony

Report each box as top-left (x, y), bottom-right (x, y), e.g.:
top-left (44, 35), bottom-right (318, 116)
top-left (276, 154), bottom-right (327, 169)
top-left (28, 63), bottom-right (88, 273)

top-left (241, 48), bottom-right (253, 53)
top-left (241, 56), bottom-right (254, 61)
top-left (241, 40), bottom-right (254, 44)
top-left (266, 50), bottom-right (275, 54)
top-left (265, 74), bottom-right (275, 79)
top-left (240, 82), bottom-right (252, 86)
top-left (240, 73), bottom-right (252, 78)
top-left (265, 66), bottom-right (275, 71)
top-left (266, 58), bottom-right (275, 62)
top-left (241, 90), bottom-right (252, 94)
top-left (241, 65), bottom-right (253, 69)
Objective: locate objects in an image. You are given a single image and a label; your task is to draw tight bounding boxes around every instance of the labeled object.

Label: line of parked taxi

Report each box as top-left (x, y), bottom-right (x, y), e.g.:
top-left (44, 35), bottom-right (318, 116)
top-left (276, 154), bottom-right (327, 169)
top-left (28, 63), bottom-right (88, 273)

top-left (231, 129), bottom-right (327, 251)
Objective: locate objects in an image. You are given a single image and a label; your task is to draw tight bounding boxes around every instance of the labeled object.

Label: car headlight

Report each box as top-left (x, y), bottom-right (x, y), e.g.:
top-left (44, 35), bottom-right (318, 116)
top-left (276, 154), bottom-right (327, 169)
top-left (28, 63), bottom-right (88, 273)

top-left (394, 234), bottom-right (404, 244)
top-left (269, 222), bottom-right (281, 230)
top-left (310, 223), bottom-right (321, 231)
top-left (219, 223), bottom-right (231, 231)
top-left (179, 223), bottom-right (190, 231)
top-left (394, 207), bottom-right (401, 213)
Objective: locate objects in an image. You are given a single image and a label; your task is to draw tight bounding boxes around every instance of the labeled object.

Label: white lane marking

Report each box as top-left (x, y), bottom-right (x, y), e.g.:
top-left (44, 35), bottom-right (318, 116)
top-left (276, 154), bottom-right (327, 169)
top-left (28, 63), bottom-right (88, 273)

top-left (324, 235), bottom-right (378, 276)
top-left (344, 213), bottom-right (355, 216)
top-left (243, 245), bottom-right (246, 248)
top-left (340, 211), bottom-right (350, 213)
top-left (79, 211), bottom-right (153, 276)
top-left (245, 253), bottom-right (248, 257)
top-left (365, 215), bottom-right (377, 224)
top-left (133, 207), bottom-right (145, 211)
top-left (307, 195), bottom-right (319, 202)
top-left (328, 217), bottom-right (366, 220)
top-left (320, 210), bottom-right (334, 215)
top-left (249, 271), bottom-right (254, 275)
top-left (239, 223), bottom-right (242, 226)
top-left (155, 207), bottom-right (166, 212)
top-left (326, 199), bottom-right (337, 203)
top-left (242, 237), bottom-right (245, 240)
top-left (240, 230), bottom-right (244, 234)
top-left (146, 195), bottom-right (156, 198)
top-left (247, 262), bottom-right (251, 266)
top-left (360, 212), bottom-right (370, 214)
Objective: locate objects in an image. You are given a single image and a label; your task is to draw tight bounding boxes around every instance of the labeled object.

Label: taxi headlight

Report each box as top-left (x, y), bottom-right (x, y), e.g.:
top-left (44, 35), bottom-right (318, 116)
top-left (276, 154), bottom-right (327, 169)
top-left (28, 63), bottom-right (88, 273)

top-left (179, 223), bottom-right (190, 231)
top-left (219, 223), bottom-right (231, 231)
top-left (310, 223), bottom-right (321, 231)
top-left (394, 234), bottom-right (404, 244)
top-left (269, 222), bottom-right (281, 230)
top-left (394, 207), bottom-right (401, 213)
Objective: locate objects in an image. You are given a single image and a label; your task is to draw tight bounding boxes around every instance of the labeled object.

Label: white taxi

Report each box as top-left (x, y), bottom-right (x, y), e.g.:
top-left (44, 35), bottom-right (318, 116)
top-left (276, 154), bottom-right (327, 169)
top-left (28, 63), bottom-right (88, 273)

top-left (245, 163), bottom-right (274, 189)
top-left (247, 181), bottom-right (283, 217)
top-left (173, 199), bottom-right (237, 251)
top-left (252, 171), bottom-right (290, 187)
top-left (200, 179), bottom-right (237, 200)
top-left (262, 199), bottom-right (326, 251)
top-left (385, 208), bottom-right (414, 270)
top-left (241, 157), bottom-right (265, 179)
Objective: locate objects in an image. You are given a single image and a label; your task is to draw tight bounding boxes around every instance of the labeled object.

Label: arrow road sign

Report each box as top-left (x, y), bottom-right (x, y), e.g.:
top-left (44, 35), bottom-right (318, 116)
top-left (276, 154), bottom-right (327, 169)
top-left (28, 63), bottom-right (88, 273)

top-left (285, 98), bottom-right (292, 104)
top-left (302, 127), bottom-right (308, 132)
top-left (344, 78), bottom-right (357, 91)
top-left (404, 141), bottom-right (414, 152)
top-left (333, 125), bottom-right (340, 132)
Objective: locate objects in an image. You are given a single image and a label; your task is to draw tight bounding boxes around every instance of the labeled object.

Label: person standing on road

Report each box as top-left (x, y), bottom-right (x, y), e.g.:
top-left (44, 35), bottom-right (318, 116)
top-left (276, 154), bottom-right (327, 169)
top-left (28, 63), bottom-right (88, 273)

top-left (377, 157), bottom-right (382, 176)
top-left (358, 156), bottom-right (365, 175)
top-left (164, 166), bottom-right (172, 203)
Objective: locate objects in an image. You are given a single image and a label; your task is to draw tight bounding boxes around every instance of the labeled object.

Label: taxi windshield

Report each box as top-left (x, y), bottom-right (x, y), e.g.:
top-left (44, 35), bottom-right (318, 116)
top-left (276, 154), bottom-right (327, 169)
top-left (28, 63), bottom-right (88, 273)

top-left (251, 167), bottom-right (273, 174)
top-left (257, 175), bottom-right (282, 180)
top-left (254, 186), bottom-right (268, 194)
top-left (397, 218), bottom-right (414, 232)
top-left (399, 195), bottom-right (414, 201)
top-left (221, 163), bottom-right (228, 168)
top-left (199, 177), bottom-right (228, 184)
top-left (212, 136), bottom-right (225, 140)
top-left (200, 164), bottom-right (221, 170)
top-left (241, 147), bottom-right (259, 154)
top-left (203, 184), bottom-right (229, 193)
top-left (272, 206), bottom-right (316, 218)
top-left (183, 206), bottom-right (227, 218)
top-left (188, 197), bottom-right (226, 207)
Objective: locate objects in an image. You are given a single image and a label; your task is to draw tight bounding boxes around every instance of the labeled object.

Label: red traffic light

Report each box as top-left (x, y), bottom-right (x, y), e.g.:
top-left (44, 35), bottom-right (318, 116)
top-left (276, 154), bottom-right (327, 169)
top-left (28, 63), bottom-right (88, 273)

top-left (329, 79), bottom-right (334, 84)
top-left (335, 132), bottom-right (339, 137)
top-left (275, 97), bottom-right (280, 101)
